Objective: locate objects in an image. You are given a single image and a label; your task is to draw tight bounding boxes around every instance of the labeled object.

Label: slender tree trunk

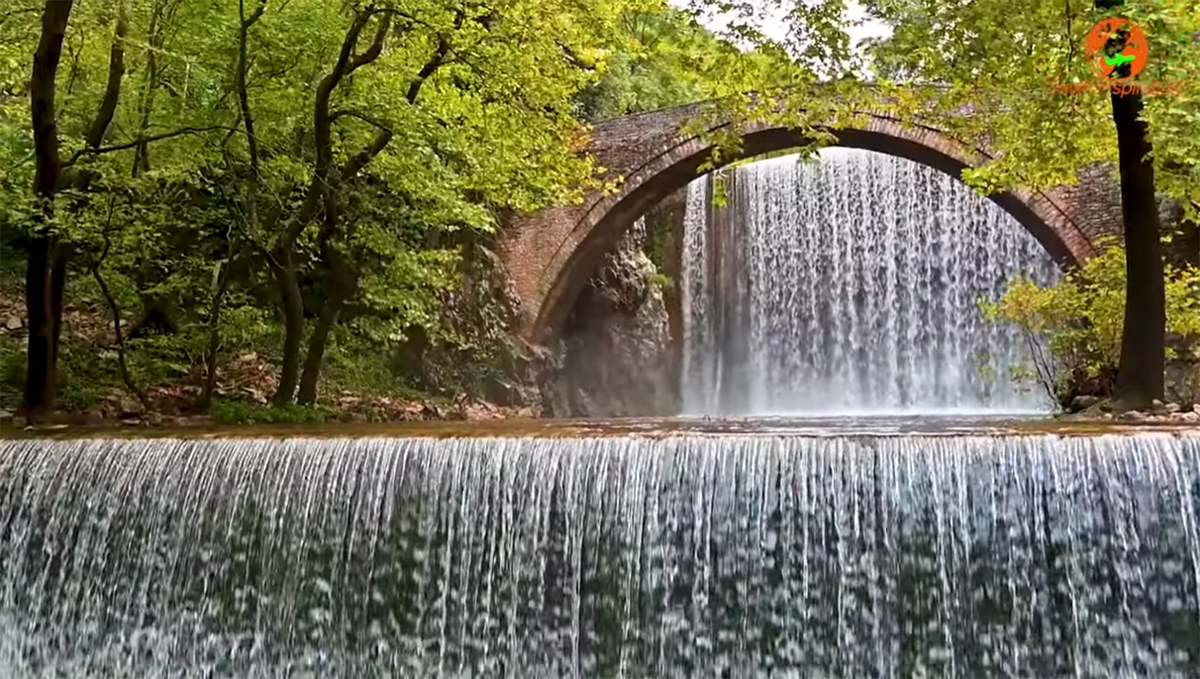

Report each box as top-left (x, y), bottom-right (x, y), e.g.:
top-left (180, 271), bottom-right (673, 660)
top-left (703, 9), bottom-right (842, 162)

top-left (271, 250), bottom-right (305, 405)
top-left (133, 1), bottom-right (174, 176)
top-left (91, 240), bottom-right (150, 411)
top-left (1092, 0), bottom-right (1166, 409)
top-left (23, 239), bottom-right (55, 422)
top-left (296, 296), bottom-right (345, 406)
top-left (200, 265), bottom-right (234, 409)
top-left (296, 244), bottom-right (359, 405)
top-left (1109, 88), bottom-right (1166, 408)
top-left (267, 10), bottom-right (392, 405)
top-left (22, 0), bottom-right (75, 423)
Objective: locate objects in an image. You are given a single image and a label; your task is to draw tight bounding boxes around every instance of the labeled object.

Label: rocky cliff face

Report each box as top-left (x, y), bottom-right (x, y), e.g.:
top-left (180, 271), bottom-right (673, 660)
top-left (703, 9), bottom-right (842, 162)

top-left (539, 219), bottom-right (677, 418)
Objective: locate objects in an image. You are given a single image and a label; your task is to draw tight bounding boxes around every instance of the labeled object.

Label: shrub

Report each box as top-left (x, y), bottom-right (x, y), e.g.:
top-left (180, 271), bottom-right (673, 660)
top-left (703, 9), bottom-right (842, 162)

top-left (981, 244), bottom-right (1200, 409)
top-left (649, 272), bottom-right (676, 294)
top-left (210, 400), bottom-right (330, 425)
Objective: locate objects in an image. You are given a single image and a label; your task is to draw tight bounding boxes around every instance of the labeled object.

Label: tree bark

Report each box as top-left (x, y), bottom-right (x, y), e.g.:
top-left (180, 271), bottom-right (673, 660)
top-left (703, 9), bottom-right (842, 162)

top-left (1109, 88), bottom-right (1166, 408)
top-left (297, 239), bottom-right (360, 405)
top-left (271, 251), bottom-right (306, 406)
top-left (86, 2), bottom-right (129, 149)
top-left (1092, 0), bottom-right (1166, 409)
top-left (90, 232), bottom-right (150, 411)
top-left (22, 0), bottom-right (75, 423)
top-left (296, 296), bottom-right (345, 406)
top-left (199, 183), bottom-right (240, 409)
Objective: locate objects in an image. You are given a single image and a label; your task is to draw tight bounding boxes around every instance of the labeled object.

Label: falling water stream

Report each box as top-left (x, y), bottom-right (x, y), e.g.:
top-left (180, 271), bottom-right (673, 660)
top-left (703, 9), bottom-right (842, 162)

top-left (2, 431), bottom-right (1199, 678)
top-left (681, 149), bottom-right (1062, 416)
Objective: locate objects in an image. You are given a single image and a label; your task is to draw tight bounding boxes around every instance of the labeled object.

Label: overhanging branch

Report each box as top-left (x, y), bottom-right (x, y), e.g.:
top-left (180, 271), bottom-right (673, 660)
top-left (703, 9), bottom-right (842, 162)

top-left (65, 126), bottom-right (238, 166)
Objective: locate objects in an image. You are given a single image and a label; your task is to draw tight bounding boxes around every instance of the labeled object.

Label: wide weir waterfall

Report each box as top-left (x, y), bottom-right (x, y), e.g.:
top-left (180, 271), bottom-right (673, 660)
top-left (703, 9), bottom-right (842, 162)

top-left (681, 149), bottom-right (1062, 416)
top-left (3, 431), bottom-right (1200, 678)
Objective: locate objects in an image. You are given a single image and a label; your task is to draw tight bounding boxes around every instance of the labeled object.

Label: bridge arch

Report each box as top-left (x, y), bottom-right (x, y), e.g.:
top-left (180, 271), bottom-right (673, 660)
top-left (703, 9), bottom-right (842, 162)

top-left (500, 105), bottom-right (1122, 344)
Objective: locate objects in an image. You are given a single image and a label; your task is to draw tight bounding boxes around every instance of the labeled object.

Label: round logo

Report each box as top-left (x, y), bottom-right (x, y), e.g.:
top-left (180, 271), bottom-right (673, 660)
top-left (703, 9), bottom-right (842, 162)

top-left (1084, 17), bottom-right (1149, 82)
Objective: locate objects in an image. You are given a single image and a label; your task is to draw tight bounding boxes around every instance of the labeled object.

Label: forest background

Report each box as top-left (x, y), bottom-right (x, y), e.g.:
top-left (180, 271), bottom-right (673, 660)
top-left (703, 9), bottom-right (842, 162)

top-left (1, 0), bottom-right (1197, 425)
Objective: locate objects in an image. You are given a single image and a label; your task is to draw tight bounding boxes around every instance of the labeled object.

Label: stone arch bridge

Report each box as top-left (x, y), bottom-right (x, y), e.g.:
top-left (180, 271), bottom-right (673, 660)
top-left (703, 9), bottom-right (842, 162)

top-left (500, 99), bottom-right (1125, 344)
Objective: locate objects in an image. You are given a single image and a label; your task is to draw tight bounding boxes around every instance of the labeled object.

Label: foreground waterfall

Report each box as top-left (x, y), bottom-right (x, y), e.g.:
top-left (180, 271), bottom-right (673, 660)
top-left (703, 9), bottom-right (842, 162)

top-left (3, 433), bottom-right (1200, 678)
top-left (681, 150), bottom-right (1062, 415)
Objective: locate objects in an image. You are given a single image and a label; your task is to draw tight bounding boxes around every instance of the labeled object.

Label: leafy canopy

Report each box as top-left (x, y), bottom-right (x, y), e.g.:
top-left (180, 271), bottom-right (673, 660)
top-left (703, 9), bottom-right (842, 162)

top-left (858, 0), bottom-right (1200, 213)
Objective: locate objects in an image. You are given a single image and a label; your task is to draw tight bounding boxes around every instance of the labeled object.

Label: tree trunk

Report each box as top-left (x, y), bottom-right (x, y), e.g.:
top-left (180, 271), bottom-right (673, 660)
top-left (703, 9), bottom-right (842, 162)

top-left (91, 248), bottom-right (150, 411)
top-left (271, 249), bottom-right (305, 406)
top-left (22, 0), bottom-right (75, 423)
top-left (200, 265), bottom-right (234, 409)
top-left (133, 0), bottom-right (176, 176)
top-left (23, 239), bottom-right (55, 422)
top-left (48, 245), bottom-right (68, 371)
top-left (296, 245), bottom-right (359, 405)
top-left (1109, 88), bottom-right (1166, 408)
top-left (264, 10), bottom-right (394, 405)
top-left (296, 296), bottom-right (345, 406)
top-left (1092, 0), bottom-right (1166, 409)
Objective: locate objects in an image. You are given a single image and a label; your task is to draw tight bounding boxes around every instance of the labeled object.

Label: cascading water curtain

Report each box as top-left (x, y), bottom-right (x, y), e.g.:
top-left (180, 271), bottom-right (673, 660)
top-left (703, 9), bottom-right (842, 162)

top-left (681, 149), bottom-right (1063, 416)
top-left (3, 435), bottom-right (1200, 678)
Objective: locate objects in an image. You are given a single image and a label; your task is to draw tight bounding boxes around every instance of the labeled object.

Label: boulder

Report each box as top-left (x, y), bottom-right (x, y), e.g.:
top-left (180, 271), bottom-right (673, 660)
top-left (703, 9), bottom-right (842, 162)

top-left (1069, 395), bottom-right (1100, 412)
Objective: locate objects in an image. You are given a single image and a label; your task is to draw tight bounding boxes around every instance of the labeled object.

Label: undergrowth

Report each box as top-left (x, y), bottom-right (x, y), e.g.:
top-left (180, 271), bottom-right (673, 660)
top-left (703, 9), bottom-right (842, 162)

top-left (209, 400), bottom-right (331, 425)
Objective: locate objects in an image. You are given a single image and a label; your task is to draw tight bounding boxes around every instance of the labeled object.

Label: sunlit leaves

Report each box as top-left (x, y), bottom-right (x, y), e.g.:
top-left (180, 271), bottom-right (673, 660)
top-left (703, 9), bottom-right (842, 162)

top-left (858, 0), bottom-right (1200, 204)
top-left (982, 244), bottom-right (1200, 401)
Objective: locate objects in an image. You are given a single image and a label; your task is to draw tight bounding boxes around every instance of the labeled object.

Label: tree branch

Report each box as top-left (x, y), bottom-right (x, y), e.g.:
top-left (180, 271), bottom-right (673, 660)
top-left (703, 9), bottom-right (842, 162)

top-left (282, 5), bottom-right (396, 251)
top-left (329, 109), bottom-right (392, 130)
top-left (341, 128), bottom-right (394, 179)
top-left (237, 0), bottom-right (267, 229)
top-left (90, 200), bottom-right (151, 411)
top-left (406, 10), bottom-right (461, 104)
top-left (85, 0), bottom-right (129, 149)
top-left (347, 10), bottom-right (394, 74)
top-left (312, 10), bottom-right (375, 189)
top-left (557, 41), bottom-right (595, 71)
top-left (65, 126), bottom-right (236, 166)
top-left (278, 176), bottom-right (324, 247)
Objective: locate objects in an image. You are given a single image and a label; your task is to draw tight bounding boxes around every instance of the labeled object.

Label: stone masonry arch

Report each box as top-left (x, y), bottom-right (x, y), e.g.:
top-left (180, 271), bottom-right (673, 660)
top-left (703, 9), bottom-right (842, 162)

top-left (500, 101), bottom-right (1125, 344)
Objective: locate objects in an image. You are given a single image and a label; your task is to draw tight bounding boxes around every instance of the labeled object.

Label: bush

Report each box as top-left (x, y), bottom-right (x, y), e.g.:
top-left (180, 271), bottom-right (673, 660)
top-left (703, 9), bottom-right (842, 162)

top-left (0, 337), bottom-right (23, 410)
top-left (210, 400), bottom-right (330, 425)
top-left (981, 243), bottom-right (1200, 409)
top-left (649, 272), bottom-right (676, 294)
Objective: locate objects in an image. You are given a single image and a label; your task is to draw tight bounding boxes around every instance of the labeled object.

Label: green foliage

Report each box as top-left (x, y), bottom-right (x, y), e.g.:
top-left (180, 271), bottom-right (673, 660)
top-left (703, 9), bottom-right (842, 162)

top-left (858, 0), bottom-right (1200, 211)
top-left (711, 172), bottom-right (729, 207)
top-left (649, 272), bottom-right (675, 294)
top-left (3, 0), bottom-right (688, 415)
top-left (573, 7), bottom-right (730, 121)
top-left (210, 400), bottom-right (330, 425)
top-left (982, 244), bottom-right (1200, 405)
top-left (0, 336), bottom-right (24, 410)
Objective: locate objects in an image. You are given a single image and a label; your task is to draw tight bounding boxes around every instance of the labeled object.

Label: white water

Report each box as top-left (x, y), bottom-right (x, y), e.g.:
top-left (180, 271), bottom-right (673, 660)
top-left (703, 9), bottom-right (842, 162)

top-left (681, 149), bottom-right (1062, 416)
top-left (2, 433), bottom-right (1199, 678)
